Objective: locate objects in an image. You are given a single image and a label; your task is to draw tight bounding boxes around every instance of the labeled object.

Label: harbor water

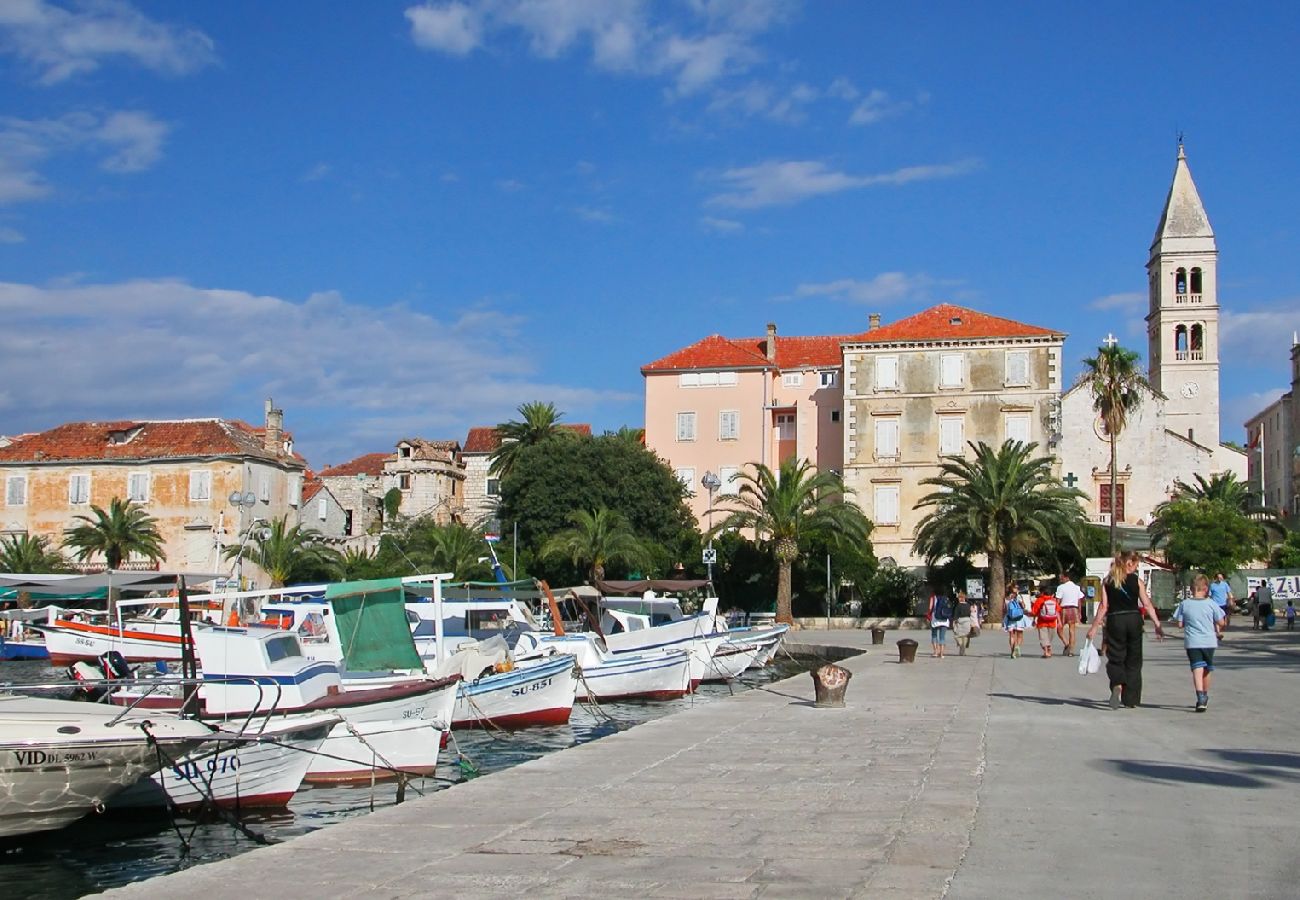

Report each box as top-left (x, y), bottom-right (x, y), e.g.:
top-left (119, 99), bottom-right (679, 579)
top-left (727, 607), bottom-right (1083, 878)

top-left (2, 656), bottom-right (804, 899)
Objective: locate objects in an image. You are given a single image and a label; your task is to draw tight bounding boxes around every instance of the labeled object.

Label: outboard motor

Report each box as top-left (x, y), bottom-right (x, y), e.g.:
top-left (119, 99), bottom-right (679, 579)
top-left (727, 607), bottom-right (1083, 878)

top-left (66, 650), bottom-right (137, 702)
top-left (100, 650), bottom-right (133, 679)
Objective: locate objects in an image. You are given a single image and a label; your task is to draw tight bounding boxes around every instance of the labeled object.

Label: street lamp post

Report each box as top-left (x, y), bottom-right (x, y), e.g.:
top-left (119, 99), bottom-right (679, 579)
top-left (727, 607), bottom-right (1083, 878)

top-left (701, 471), bottom-right (721, 584)
top-left (227, 490), bottom-right (256, 588)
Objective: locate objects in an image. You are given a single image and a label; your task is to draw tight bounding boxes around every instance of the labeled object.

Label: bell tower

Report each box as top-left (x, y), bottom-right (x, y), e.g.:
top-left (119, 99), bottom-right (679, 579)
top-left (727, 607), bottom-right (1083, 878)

top-left (1146, 142), bottom-right (1220, 448)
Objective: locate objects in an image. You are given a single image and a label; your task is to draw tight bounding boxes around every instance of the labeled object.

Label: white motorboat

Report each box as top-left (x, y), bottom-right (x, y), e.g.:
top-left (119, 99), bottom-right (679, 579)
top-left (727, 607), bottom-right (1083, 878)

top-left (725, 623), bottom-right (791, 669)
top-left (513, 632), bottom-right (692, 701)
top-left (0, 694), bottom-right (219, 838)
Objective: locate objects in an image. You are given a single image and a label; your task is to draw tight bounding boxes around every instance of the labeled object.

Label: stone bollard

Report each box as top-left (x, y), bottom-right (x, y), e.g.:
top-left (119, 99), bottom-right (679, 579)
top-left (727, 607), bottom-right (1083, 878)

top-left (896, 638), bottom-right (919, 664)
top-left (810, 663), bottom-right (852, 707)
top-left (870, 626), bottom-right (886, 645)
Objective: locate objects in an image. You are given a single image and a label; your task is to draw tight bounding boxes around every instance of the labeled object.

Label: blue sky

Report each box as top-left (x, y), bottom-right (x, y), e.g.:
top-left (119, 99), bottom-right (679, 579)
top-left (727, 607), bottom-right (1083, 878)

top-left (1, 1), bottom-right (1297, 466)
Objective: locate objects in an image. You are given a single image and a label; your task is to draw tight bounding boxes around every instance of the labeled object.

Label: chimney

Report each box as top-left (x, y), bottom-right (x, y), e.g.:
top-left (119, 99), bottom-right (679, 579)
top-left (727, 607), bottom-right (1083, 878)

top-left (766, 322), bottom-right (777, 362)
top-left (264, 398), bottom-right (284, 454)
top-left (868, 313), bottom-right (881, 331)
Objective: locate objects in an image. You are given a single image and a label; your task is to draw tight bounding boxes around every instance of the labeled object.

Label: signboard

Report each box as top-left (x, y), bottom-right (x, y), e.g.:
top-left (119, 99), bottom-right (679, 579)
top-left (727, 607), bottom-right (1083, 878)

top-left (1246, 575), bottom-right (1300, 601)
top-left (965, 578), bottom-right (985, 600)
top-left (702, 547), bottom-right (718, 565)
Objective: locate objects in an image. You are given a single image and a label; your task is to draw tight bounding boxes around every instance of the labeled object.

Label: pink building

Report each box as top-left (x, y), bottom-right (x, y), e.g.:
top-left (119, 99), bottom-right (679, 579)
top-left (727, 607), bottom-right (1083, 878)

top-left (642, 322), bottom-right (854, 526)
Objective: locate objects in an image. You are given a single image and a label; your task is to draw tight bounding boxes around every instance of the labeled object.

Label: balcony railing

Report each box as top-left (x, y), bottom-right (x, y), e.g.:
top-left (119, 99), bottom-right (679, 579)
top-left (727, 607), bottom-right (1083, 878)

top-left (1173, 293), bottom-right (1203, 304)
top-left (1174, 350), bottom-right (1204, 361)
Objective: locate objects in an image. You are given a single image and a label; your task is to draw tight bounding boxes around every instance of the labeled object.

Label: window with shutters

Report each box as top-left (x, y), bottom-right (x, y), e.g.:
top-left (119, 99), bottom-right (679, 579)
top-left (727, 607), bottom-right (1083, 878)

top-left (1005, 350), bottom-right (1030, 387)
top-left (874, 417), bottom-right (900, 459)
top-left (5, 475), bottom-right (26, 507)
top-left (678, 373), bottom-right (700, 388)
top-left (874, 485), bottom-right (900, 525)
top-left (486, 478), bottom-right (500, 497)
top-left (775, 413), bottom-right (796, 441)
top-left (259, 476), bottom-right (270, 503)
top-left (1005, 413), bottom-right (1031, 446)
top-left (188, 470), bottom-right (211, 502)
top-left (876, 356), bottom-right (899, 391)
top-left (940, 353), bottom-right (963, 388)
top-left (819, 370), bottom-right (838, 388)
top-left (676, 412), bottom-right (697, 441)
top-left (127, 472), bottom-right (149, 503)
top-left (318, 497), bottom-right (328, 520)
top-left (289, 475), bottom-right (301, 507)
top-left (69, 473), bottom-right (91, 505)
top-left (675, 467), bottom-right (696, 493)
top-left (719, 465), bottom-right (740, 495)
top-left (782, 372), bottom-right (803, 388)
top-left (939, 416), bottom-right (965, 456)
top-left (719, 410), bottom-right (739, 441)
top-left (718, 371), bottom-right (737, 386)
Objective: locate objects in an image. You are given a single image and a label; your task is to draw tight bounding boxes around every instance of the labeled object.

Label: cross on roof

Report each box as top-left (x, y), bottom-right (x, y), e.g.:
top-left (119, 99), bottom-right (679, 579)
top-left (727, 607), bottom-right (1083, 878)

top-left (1103, 333), bottom-right (1119, 348)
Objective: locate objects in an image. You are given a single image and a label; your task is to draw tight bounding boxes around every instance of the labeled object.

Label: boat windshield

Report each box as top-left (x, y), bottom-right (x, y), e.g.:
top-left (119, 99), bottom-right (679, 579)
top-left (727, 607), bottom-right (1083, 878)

top-left (265, 633), bottom-right (304, 663)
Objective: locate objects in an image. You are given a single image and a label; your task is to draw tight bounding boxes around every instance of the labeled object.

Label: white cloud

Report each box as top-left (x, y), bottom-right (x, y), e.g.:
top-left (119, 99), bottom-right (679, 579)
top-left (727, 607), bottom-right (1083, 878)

top-left (0, 278), bottom-right (631, 463)
top-left (405, 2), bottom-right (483, 55)
top-left (301, 162), bottom-right (332, 182)
top-left (0, 110), bottom-right (170, 204)
top-left (0, 0), bottom-right (216, 84)
top-left (707, 80), bottom-right (818, 123)
top-left (573, 205), bottom-right (618, 223)
top-left (789, 272), bottom-right (941, 305)
top-left (1088, 291), bottom-right (1145, 311)
top-left (404, 0), bottom-right (784, 94)
top-left (1223, 388), bottom-right (1285, 437)
top-left (1221, 305), bottom-right (1300, 364)
top-left (700, 215), bottom-right (743, 234)
top-left (0, 225), bottom-right (24, 243)
top-left (495, 177), bottom-right (525, 192)
top-left (705, 157), bottom-right (980, 209)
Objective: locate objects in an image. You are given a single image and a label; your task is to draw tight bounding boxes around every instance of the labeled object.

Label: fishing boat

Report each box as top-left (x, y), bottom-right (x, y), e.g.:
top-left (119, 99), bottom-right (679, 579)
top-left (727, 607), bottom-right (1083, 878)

top-left (0, 693), bottom-right (221, 838)
top-left (0, 606), bottom-right (56, 661)
top-left (512, 631), bottom-right (692, 701)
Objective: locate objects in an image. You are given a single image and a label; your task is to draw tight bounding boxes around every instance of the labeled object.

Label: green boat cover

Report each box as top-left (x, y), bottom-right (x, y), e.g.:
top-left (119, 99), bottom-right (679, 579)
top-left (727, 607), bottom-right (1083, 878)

top-left (324, 578), bottom-right (423, 672)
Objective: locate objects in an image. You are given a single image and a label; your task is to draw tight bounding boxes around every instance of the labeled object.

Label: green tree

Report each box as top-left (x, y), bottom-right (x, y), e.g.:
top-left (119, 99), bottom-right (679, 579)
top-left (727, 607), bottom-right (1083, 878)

top-left (63, 497), bottom-right (166, 570)
top-left (227, 516), bottom-right (339, 587)
top-left (0, 534), bottom-right (70, 574)
top-left (338, 546), bottom-right (384, 580)
top-left (1271, 529), bottom-right (1300, 569)
top-left (540, 506), bottom-right (649, 583)
top-left (1166, 472), bottom-right (1286, 545)
top-left (1151, 498), bottom-right (1264, 578)
top-left (710, 457), bottom-right (872, 625)
top-left (375, 519), bottom-right (498, 581)
top-left (1080, 343), bottom-right (1148, 551)
top-left (913, 441), bottom-right (1087, 620)
top-left (499, 433), bottom-right (697, 581)
top-left (859, 565), bottom-right (923, 617)
top-left (489, 401), bottom-right (572, 479)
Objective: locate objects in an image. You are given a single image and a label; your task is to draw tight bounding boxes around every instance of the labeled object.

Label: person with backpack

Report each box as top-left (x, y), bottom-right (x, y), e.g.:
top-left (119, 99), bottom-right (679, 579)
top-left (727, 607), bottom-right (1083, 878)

top-left (928, 586), bottom-right (954, 659)
top-left (1003, 583), bottom-right (1027, 658)
top-left (952, 589), bottom-right (975, 656)
top-left (1031, 581), bottom-right (1060, 658)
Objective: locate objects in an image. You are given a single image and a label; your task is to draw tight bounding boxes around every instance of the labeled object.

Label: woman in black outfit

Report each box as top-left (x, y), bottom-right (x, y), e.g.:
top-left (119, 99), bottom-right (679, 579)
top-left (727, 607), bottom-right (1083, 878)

top-left (1085, 550), bottom-right (1164, 708)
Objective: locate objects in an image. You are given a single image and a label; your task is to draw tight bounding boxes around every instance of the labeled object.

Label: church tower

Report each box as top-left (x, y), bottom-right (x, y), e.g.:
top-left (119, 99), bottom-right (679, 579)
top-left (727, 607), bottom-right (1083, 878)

top-left (1146, 142), bottom-right (1220, 448)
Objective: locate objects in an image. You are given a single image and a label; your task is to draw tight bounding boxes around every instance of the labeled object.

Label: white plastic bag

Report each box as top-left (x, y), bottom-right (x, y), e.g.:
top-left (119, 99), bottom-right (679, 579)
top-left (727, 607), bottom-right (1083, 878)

top-left (1078, 639), bottom-right (1101, 676)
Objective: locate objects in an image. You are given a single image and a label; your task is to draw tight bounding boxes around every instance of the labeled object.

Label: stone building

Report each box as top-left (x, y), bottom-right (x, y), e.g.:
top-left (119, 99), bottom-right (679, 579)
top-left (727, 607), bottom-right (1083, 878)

top-left (1056, 144), bottom-right (1246, 531)
top-left (0, 401), bottom-right (305, 585)
top-left (841, 305), bottom-right (1066, 567)
top-left (460, 424), bottom-right (595, 531)
top-left (1245, 337), bottom-right (1300, 519)
top-left (384, 438), bottom-right (465, 524)
top-left (316, 452), bottom-right (388, 538)
top-left (642, 323), bottom-right (848, 525)
top-left (300, 477), bottom-right (352, 544)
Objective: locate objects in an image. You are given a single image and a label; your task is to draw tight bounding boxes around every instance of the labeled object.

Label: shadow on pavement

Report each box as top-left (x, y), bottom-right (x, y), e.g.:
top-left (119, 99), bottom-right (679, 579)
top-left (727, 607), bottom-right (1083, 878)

top-left (989, 691), bottom-right (1108, 710)
top-left (1100, 759), bottom-right (1269, 788)
top-left (1207, 749), bottom-right (1300, 771)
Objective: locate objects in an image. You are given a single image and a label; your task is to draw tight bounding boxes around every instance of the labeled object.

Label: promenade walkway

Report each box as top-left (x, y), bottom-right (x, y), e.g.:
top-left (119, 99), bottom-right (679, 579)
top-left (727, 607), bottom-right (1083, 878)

top-left (106, 626), bottom-right (1299, 899)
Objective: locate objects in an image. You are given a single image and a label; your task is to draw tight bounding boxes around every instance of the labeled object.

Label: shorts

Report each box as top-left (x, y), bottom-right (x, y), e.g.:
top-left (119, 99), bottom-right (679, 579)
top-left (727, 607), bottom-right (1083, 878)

top-left (931, 625), bottom-right (948, 644)
top-left (1059, 607), bottom-right (1080, 625)
top-left (1005, 617), bottom-right (1027, 632)
top-left (1186, 647), bottom-right (1216, 671)
top-left (1036, 619), bottom-right (1058, 630)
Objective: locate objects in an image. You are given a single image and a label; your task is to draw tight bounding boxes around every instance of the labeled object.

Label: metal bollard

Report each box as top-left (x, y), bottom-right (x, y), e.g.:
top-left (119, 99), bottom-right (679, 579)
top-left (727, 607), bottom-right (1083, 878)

top-left (810, 663), bottom-right (852, 707)
top-left (896, 638), bottom-right (919, 663)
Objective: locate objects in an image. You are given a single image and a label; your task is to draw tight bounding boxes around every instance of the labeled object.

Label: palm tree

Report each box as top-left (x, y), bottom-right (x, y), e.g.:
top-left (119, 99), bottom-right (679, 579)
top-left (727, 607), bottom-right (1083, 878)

top-left (604, 426), bottom-right (645, 446)
top-left (63, 497), bottom-right (165, 570)
top-left (1081, 343), bottom-right (1148, 552)
top-left (540, 506), bottom-right (649, 584)
top-left (489, 401), bottom-right (571, 479)
top-left (226, 516), bottom-right (339, 587)
top-left (425, 523), bottom-right (498, 580)
top-left (710, 458), bottom-right (871, 625)
top-left (0, 534), bottom-right (70, 574)
top-left (913, 441), bottom-right (1087, 620)
top-left (1169, 472), bottom-right (1285, 541)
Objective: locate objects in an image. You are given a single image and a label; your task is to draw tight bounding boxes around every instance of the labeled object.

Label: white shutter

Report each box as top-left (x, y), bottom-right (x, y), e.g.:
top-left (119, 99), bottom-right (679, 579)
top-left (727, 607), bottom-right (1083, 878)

top-left (1005, 351), bottom-right (1030, 386)
top-left (318, 497), bottom-right (328, 520)
top-left (939, 416), bottom-right (965, 455)
top-left (1005, 414), bottom-right (1031, 445)
top-left (940, 353), bottom-right (963, 387)
top-left (259, 476), bottom-right (270, 503)
top-left (875, 418), bottom-right (900, 458)
top-left (679, 373), bottom-right (700, 388)
top-left (782, 372), bottom-right (803, 388)
top-left (876, 356), bottom-right (898, 390)
top-left (719, 410), bottom-right (739, 440)
top-left (5, 476), bottom-right (26, 507)
top-left (68, 474), bottom-right (90, 505)
top-left (127, 472), bottom-right (149, 502)
top-left (189, 470), bottom-right (211, 501)
top-left (719, 465), bottom-right (740, 495)
top-left (718, 371), bottom-right (738, 386)
top-left (675, 467), bottom-right (695, 491)
top-left (289, 475), bottom-right (302, 507)
top-left (874, 485), bottom-right (900, 525)
top-left (699, 371), bottom-right (719, 387)
top-left (676, 412), bottom-right (696, 441)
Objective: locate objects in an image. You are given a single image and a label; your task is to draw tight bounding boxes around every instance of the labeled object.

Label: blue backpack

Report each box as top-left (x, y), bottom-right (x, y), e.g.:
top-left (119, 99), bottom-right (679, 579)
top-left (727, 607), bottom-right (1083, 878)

top-left (933, 594), bottom-right (954, 621)
top-left (1006, 597), bottom-right (1024, 622)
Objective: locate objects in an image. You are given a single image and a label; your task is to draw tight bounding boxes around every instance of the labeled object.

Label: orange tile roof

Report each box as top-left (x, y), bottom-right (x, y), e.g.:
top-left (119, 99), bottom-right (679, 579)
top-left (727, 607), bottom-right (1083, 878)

top-left (845, 304), bottom-right (1062, 344)
top-left (0, 419), bottom-right (303, 466)
top-left (318, 452), bottom-right (390, 478)
top-left (301, 479), bottom-right (324, 503)
top-left (463, 424), bottom-right (594, 454)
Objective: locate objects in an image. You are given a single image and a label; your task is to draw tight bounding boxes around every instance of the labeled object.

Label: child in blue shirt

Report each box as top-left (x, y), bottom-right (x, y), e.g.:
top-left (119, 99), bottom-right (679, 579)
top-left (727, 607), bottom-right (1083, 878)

top-left (1172, 573), bottom-right (1225, 712)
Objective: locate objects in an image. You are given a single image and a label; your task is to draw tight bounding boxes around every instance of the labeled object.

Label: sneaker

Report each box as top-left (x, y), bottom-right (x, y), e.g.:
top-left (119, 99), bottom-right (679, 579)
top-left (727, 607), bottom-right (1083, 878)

top-left (1196, 692), bottom-right (1209, 711)
top-left (1109, 686), bottom-right (1122, 710)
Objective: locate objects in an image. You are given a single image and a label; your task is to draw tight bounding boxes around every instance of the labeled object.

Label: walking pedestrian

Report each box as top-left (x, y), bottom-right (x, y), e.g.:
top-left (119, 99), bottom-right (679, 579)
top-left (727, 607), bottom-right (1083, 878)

top-left (1208, 573), bottom-right (1233, 634)
top-left (1031, 582), bottom-right (1059, 658)
top-left (1003, 583), bottom-right (1027, 658)
top-left (1257, 580), bottom-right (1275, 631)
top-left (1171, 573), bottom-right (1224, 711)
top-left (1286, 600), bottom-right (1296, 630)
top-left (1055, 571), bottom-right (1084, 656)
top-left (928, 586), bottom-right (953, 659)
top-left (952, 589), bottom-right (974, 656)
top-left (1085, 550), bottom-right (1164, 709)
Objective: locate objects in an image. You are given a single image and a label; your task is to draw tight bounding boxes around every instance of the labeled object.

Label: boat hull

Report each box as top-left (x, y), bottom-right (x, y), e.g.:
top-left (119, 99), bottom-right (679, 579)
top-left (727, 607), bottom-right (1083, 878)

top-left (38, 620), bottom-right (185, 666)
top-left (0, 639), bottom-right (49, 661)
top-left (451, 654), bottom-right (576, 729)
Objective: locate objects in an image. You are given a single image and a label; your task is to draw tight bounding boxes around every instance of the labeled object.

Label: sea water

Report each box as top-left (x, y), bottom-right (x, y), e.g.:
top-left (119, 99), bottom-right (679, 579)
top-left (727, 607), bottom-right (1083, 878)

top-left (2, 657), bottom-right (804, 899)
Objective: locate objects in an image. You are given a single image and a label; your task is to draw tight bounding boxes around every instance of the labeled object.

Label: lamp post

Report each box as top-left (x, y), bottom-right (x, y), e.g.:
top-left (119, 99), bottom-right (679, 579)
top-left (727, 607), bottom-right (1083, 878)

top-left (701, 471), bottom-right (721, 584)
top-left (227, 490), bottom-right (256, 588)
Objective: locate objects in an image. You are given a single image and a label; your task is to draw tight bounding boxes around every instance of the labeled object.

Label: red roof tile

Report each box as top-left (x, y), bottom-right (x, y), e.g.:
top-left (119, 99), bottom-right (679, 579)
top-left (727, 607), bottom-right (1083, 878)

top-left (463, 424), bottom-right (594, 454)
top-left (301, 480), bottom-right (324, 503)
top-left (846, 304), bottom-right (1062, 344)
top-left (642, 332), bottom-right (854, 373)
top-left (0, 419), bottom-right (302, 466)
top-left (318, 452), bottom-right (390, 478)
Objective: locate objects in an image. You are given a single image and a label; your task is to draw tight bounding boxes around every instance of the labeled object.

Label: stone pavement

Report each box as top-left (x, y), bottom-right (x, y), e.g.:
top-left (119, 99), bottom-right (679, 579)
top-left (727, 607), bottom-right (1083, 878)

top-left (104, 625), bottom-right (1300, 899)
